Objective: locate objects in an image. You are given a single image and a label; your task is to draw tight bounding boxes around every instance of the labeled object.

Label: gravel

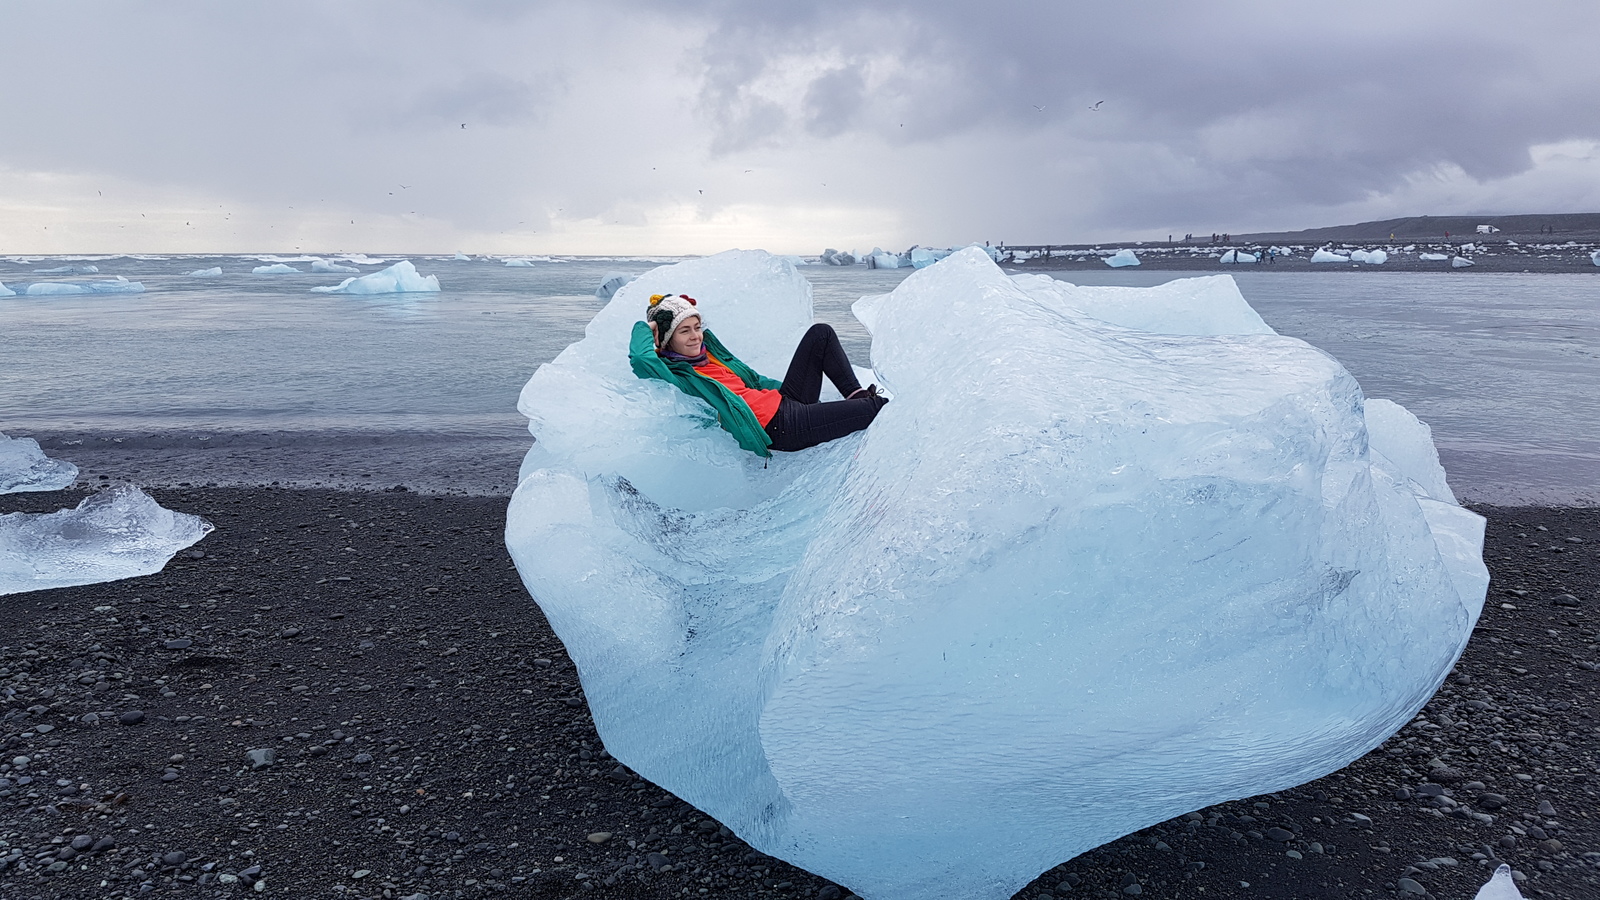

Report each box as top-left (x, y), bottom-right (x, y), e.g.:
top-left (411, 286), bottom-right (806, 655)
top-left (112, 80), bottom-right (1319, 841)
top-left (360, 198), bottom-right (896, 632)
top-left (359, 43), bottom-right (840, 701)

top-left (1, 487), bottom-right (1596, 899)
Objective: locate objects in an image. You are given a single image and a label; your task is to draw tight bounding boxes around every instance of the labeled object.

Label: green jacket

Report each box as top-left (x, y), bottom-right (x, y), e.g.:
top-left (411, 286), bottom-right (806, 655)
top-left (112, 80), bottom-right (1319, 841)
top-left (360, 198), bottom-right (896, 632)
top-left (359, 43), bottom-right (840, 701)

top-left (629, 320), bottom-right (782, 457)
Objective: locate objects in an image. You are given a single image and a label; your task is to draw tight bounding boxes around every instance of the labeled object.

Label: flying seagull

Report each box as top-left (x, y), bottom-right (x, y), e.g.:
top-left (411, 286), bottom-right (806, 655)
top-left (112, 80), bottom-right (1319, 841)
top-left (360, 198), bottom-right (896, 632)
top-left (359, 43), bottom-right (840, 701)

top-left (1089, 100), bottom-right (1104, 111)
top-left (1033, 105), bottom-right (1045, 111)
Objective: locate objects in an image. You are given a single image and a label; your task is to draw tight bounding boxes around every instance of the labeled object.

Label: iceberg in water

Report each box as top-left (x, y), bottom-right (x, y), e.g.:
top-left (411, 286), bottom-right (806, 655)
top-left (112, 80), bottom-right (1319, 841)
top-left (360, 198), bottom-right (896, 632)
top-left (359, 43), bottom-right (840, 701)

top-left (0, 433), bottom-right (78, 493)
top-left (820, 248), bottom-right (857, 266)
top-left (186, 267), bottom-right (223, 277)
top-left (311, 260), bottom-right (439, 294)
top-left (505, 257), bottom-right (553, 267)
top-left (869, 248), bottom-right (905, 269)
top-left (0, 484), bottom-right (212, 596)
top-left (910, 247), bottom-right (953, 268)
top-left (1218, 249), bottom-right (1257, 264)
top-left (454, 252), bottom-right (471, 261)
top-left (34, 264), bottom-right (98, 274)
top-left (505, 249), bottom-right (1487, 900)
top-left (1103, 248), bottom-right (1140, 266)
top-left (1311, 249), bottom-right (1350, 263)
top-left (24, 277), bottom-right (144, 295)
top-left (311, 259), bottom-right (361, 274)
top-left (596, 271), bottom-right (637, 301)
top-left (0, 282), bottom-right (13, 297)
top-left (1590, 250), bottom-right (1599, 266)
top-left (252, 263), bottom-right (301, 274)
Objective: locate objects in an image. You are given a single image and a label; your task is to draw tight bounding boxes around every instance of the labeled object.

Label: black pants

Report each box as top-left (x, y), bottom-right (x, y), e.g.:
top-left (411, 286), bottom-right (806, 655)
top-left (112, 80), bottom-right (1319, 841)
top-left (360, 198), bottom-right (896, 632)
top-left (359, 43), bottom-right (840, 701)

top-left (763, 324), bottom-right (882, 453)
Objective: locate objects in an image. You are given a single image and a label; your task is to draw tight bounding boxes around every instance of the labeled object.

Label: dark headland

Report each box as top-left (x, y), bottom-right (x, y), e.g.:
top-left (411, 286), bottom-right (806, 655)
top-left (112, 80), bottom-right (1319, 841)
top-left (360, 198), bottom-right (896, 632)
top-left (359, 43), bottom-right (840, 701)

top-left (2, 486), bottom-right (1598, 900)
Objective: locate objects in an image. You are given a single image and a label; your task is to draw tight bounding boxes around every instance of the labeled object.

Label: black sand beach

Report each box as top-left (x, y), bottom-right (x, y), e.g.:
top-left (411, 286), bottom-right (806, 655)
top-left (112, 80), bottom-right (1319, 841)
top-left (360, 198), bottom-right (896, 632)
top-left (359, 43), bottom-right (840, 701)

top-left (2, 487), bottom-right (1598, 900)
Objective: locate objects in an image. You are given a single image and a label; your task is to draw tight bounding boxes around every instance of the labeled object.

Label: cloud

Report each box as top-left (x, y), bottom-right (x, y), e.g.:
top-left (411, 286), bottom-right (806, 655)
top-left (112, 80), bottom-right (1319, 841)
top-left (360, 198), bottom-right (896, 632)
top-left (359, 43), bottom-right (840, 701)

top-left (1, 0), bottom-right (1598, 253)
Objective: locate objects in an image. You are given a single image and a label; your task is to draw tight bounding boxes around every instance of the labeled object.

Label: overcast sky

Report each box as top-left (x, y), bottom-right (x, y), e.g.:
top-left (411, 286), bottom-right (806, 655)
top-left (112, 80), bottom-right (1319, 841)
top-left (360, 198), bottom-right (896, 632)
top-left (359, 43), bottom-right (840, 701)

top-left (3, 1), bottom-right (1598, 255)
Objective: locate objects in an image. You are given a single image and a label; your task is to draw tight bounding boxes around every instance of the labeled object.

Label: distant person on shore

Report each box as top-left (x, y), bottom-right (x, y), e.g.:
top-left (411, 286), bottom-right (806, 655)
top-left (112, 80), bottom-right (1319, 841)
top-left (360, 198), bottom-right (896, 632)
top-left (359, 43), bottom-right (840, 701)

top-left (630, 294), bottom-right (887, 457)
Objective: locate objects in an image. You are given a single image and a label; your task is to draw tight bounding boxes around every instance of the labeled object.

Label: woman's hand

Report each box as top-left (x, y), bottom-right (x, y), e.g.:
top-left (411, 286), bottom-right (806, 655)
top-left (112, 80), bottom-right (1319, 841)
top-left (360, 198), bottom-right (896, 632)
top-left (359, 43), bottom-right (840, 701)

top-left (648, 319), bottom-right (659, 344)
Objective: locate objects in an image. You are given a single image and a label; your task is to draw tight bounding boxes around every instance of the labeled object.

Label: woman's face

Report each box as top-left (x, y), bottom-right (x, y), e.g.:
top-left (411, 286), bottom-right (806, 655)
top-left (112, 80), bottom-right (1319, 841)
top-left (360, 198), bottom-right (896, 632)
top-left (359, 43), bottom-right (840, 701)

top-left (666, 315), bottom-right (703, 356)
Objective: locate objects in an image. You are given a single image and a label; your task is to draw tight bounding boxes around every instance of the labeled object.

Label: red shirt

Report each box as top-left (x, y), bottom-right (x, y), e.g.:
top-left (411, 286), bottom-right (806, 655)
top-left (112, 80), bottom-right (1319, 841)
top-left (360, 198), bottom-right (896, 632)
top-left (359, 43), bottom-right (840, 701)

top-left (696, 356), bottom-right (782, 427)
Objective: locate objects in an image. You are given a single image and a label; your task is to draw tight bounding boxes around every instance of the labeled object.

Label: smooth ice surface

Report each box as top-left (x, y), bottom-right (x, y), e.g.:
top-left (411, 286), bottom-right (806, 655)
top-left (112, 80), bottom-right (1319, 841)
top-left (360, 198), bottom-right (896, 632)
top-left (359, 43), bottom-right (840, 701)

top-left (1312, 249), bottom-right (1351, 263)
top-left (24, 278), bottom-right (144, 295)
top-left (1219, 249), bottom-right (1257, 264)
top-left (1475, 865), bottom-right (1525, 900)
top-left (910, 247), bottom-right (952, 268)
top-left (454, 252), bottom-right (471, 260)
top-left (1419, 252), bottom-right (1450, 261)
top-left (1453, 256), bottom-right (1475, 268)
top-left (1351, 249), bottom-right (1388, 264)
top-left (186, 267), bottom-right (223, 277)
top-left (311, 259), bottom-right (360, 273)
top-left (505, 257), bottom-right (550, 266)
top-left (0, 281), bottom-right (13, 297)
top-left (252, 263), bottom-right (300, 274)
top-left (1104, 248), bottom-right (1140, 266)
top-left (311, 260), bottom-right (439, 294)
top-left (0, 484), bottom-right (212, 596)
top-left (0, 433), bottom-right (78, 493)
top-left (1590, 250), bottom-right (1599, 266)
top-left (506, 248), bottom-right (1488, 900)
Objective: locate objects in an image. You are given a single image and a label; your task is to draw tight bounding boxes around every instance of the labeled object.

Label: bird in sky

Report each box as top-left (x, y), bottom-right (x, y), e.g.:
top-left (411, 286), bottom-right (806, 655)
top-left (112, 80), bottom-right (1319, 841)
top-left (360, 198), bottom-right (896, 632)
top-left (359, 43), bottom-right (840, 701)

top-left (744, 169), bottom-right (753, 173)
top-left (1089, 100), bottom-right (1104, 111)
top-left (400, 185), bottom-right (410, 190)
top-left (698, 189), bottom-right (703, 194)
top-left (461, 123), bottom-right (466, 129)
top-left (1033, 105), bottom-right (1045, 111)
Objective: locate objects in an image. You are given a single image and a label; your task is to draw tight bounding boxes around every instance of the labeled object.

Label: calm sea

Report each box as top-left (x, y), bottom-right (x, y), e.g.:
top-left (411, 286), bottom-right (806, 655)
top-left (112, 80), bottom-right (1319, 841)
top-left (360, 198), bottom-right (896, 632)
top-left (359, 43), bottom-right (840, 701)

top-left (2, 254), bottom-right (1595, 505)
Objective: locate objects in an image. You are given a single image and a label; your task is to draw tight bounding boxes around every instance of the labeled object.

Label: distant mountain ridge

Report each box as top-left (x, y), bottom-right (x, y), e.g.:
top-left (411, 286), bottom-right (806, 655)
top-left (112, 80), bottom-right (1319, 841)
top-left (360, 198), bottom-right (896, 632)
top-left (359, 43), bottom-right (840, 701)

top-left (1236, 213), bottom-right (1600, 243)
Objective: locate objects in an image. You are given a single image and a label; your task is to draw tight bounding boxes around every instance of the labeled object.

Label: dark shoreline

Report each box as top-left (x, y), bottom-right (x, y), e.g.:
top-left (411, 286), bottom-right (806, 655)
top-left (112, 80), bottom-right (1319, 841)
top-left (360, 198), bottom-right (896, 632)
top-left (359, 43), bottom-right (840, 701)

top-left (2, 487), bottom-right (1598, 900)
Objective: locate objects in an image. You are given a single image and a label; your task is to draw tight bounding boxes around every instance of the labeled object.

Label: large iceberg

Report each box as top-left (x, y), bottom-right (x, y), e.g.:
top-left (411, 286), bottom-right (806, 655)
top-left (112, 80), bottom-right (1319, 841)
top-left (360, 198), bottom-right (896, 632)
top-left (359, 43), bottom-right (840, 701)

top-left (1, 484), bottom-right (212, 596)
top-left (311, 260), bottom-right (439, 294)
top-left (0, 433), bottom-right (78, 493)
top-left (24, 277), bottom-right (144, 295)
top-left (1103, 248), bottom-right (1140, 266)
top-left (505, 249), bottom-right (1488, 900)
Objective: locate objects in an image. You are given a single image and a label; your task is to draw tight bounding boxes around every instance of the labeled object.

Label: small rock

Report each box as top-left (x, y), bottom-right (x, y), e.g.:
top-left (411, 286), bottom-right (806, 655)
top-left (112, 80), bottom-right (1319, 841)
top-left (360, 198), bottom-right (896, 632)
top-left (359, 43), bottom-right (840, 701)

top-left (1498, 835), bottom-right (1518, 848)
top-left (352, 753), bottom-right (374, 764)
top-left (34, 724), bottom-right (54, 734)
top-left (1397, 877), bottom-right (1426, 894)
top-left (118, 710), bottom-right (145, 726)
top-left (1539, 839), bottom-right (1563, 854)
top-left (163, 851), bottom-right (188, 866)
top-left (817, 887), bottom-right (843, 900)
top-left (1537, 800), bottom-right (1556, 816)
top-left (1266, 827), bottom-right (1294, 842)
top-left (352, 869), bottom-right (371, 879)
top-left (1478, 793), bottom-right (1507, 810)
top-left (80, 712), bottom-right (99, 725)
top-left (246, 748), bottom-right (276, 770)
top-left (164, 639), bottom-right (193, 650)
top-left (1554, 594), bottom-right (1582, 607)
top-left (70, 836), bottom-right (93, 852)
top-left (587, 832), bottom-right (612, 844)
top-left (91, 837), bottom-right (115, 852)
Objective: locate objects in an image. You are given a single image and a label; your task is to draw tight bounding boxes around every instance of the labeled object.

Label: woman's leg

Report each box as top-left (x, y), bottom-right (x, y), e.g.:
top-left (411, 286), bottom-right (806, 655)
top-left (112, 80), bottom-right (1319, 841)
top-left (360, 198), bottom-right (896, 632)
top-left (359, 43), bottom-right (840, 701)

top-left (764, 396), bottom-right (882, 452)
top-left (779, 323), bottom-right (863, 404)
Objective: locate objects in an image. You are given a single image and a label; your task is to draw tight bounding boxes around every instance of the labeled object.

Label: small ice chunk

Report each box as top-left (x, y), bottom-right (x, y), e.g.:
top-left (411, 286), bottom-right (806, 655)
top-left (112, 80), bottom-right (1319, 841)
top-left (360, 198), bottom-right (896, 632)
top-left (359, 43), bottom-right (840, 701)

top-left (0, 484), bottom-right (212, 596)
top-left (33, 264), bottom-right (98, 274)
top-left (0, 433), bottom-right (78, 493)
top-left (454, 252), bottom-right (471, 261)
top-left (252, 264), bottom-right (301, 274)
top-left (910, 247), bottom-right (953, 268)
top-left (1589, 250), bottom-right (1599, 266)
top-left (1310, 249), bottom-right (1350, 263)
top-left (311, 260), bottom-right (439, 294)
top-left (0, 281), bottom-right (13, 297)
top-left (1474, 864), bottom-right (1525, 900)
top-left (596, 271), bottom-right (637, 300)
top-left (1103, 248), bottom-right (1140, 267)
top-left (24, 278), bottom-right (144, 295)
top-left (311, 259), bottom-right (360, 274)
top-left (1218, 250), bottom-right (1257, 264)
top-left (870, 248), bottom-right (905, 269)
top-left (186, 267), bottom-right (223, 277)
top-left (1350, 250), bottom-right (1388, 264)
top-left (1452, 256), bottom-right (1475, 268)
top-left (1419, 253), bottom-right (1450, 261)
top-left (505, 257), bottom-right (552, 266)
top-left (820, 249), bottom-right (858, 266)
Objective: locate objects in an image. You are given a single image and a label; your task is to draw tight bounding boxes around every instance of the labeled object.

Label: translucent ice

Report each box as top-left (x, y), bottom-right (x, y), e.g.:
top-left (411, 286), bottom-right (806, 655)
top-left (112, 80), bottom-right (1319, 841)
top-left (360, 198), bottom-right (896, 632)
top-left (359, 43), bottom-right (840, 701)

top-left (1419, 253), bottom-right (1450, 261)
top-left (1475, 865), bottom-right (1525, 900)
top-left (454, 252), bottom-right (471, 261)
top-left (34, 264), bottom-right (98, 274)
top-left (1311, 249), bottom-right (1350, 263)
top-left (252, 263), bottom-right (301, 274)
top-left (0, 433), bottom-right (77, 493)
top-left (1103, 248), bottom-right (1140, 266)
top-left (910, 247), bottom-right (952, 268)
top-left (0, 484), bottom-right (212, 596)
top-left (24, 277), bottom-right (144, 295)
top-left (1218, 249), bottom-right (1257, 264)
top-left (505, 257), bottom-right (551, 266)
top-left (1590, 250), bottom-right (1599, 266)
top-left (505, 248), bottom-right (1488, 900)
top-left (311, 260), bottom-right (439, 294)
top-left (596, 271), bottom-right (637, 300)
top-left (0, 281), bottom-right (13, 297)
top-left (1453, 256), bottom-right (1475, 268)
top-left (311, 259), bottom-right (361, 274)
top-left (186, 267), bottom-right (223, 277)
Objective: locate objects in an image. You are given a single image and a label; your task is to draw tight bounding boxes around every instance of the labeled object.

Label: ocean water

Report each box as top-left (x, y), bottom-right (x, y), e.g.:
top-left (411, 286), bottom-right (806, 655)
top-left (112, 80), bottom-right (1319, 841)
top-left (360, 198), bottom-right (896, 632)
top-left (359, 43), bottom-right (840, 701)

top-left (1, 254), bottom-right (1595, 504)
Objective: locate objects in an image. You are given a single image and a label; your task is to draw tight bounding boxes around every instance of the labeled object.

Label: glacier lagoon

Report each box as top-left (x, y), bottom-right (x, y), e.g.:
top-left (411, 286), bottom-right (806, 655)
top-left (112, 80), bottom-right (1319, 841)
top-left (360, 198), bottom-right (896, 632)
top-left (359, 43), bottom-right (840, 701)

top-left (505, 249), bottom-right (1489, 900)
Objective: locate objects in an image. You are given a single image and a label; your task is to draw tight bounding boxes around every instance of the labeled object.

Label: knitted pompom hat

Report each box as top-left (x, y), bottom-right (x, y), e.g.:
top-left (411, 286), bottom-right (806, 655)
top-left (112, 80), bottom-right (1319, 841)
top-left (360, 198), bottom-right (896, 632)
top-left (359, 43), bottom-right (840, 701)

top-left (646, 293), bottom-right (701, 348)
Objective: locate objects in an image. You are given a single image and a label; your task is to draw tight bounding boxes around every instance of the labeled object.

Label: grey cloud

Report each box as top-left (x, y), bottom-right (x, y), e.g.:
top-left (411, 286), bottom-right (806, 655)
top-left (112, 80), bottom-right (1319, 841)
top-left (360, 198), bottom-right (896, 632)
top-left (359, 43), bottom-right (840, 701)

top-left (803, 64), bottom-right (866, 137)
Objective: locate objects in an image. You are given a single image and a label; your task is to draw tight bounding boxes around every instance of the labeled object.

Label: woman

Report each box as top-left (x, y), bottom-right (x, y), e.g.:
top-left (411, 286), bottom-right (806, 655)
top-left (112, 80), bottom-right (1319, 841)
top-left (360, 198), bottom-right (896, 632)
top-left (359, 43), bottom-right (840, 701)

top-left (629, 293), bottom-right (887, 457)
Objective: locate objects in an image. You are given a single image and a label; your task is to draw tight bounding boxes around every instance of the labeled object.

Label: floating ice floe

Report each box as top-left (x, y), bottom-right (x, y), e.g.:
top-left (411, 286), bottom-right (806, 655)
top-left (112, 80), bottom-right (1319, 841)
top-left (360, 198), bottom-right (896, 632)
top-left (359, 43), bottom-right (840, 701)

top-left (252, 264), bottom-right (301, 274)
top-left (1590, 250), bottom-right (1600, 267)
top-left (186, 267), bottom-right (223, 277)
top-left (1453, 256), bottom-right (1475, 268)
top-left (1103, 248), bottom-right (1140, 266)
top-left (0, 282), bottom-right (13, 297)
top-left (869, 248), bottom-right (906, 269)
top-left (1310, 249), bottom-right (1351, 263)
top-left (311, 260), bottom-right (439, 294)
top-left (34, 264), bottom-right (98, 274)
top-left (910, 247), bottom-right (954, 268)
top-left (1350, 249), bottom-right (1388, 265)
top-left (596, 271), bottom-right (637, 301)
top-left (454, 252), bottom-right (471, 261)
top-left (505, 257), bottom-right (552, 267)
top-left (0, 433), bottom-right (78, 493)
top-left (311, 259), bottom-right (361, 274)
top-left (505, 248), bottom-right (1487, 900)
top-left (819, 249), bottom-right (858, 266)
top-left (24, 277), bottom-right (145, 295)
top-left (1419, 253), bottom-right (1450, 261)
top-left (0, 484), bottom-right (212, 596)
top-left (1218, 249), bottom-right (1257, 264)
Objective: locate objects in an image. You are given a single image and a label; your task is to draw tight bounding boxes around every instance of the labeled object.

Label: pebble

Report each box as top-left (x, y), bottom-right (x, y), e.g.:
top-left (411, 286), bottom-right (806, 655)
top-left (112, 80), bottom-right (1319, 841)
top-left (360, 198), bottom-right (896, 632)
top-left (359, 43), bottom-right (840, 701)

top-left (352, 752), bottom-right (374, 764)
top-left (118, 710), bottom-right (145, 725)
top-left (246, 748), bottom-right (276, 770)
top-left (70, 836), bottom-right (93, 851)
top-left (1397, 877), bottom-right (1426, 894)
top-left (79, 712), bottom-right (99, 725)
top-left (34, 724), bottom-right (54, 734)
top-left (163, 851), bottom-right (188, 866)
top-left (91, 837), bottom-right (116, 852)
top-left (1537, 800), bottom-right (1556, 815)
top-left (587, 832), bottom-right (612, 844)
top-left (164, 639), bottom-right (193, 649)
top-left (1478, 793), bottom-right (1508, 810)
top-left (1265, 826), bottom-right (1294, 842)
